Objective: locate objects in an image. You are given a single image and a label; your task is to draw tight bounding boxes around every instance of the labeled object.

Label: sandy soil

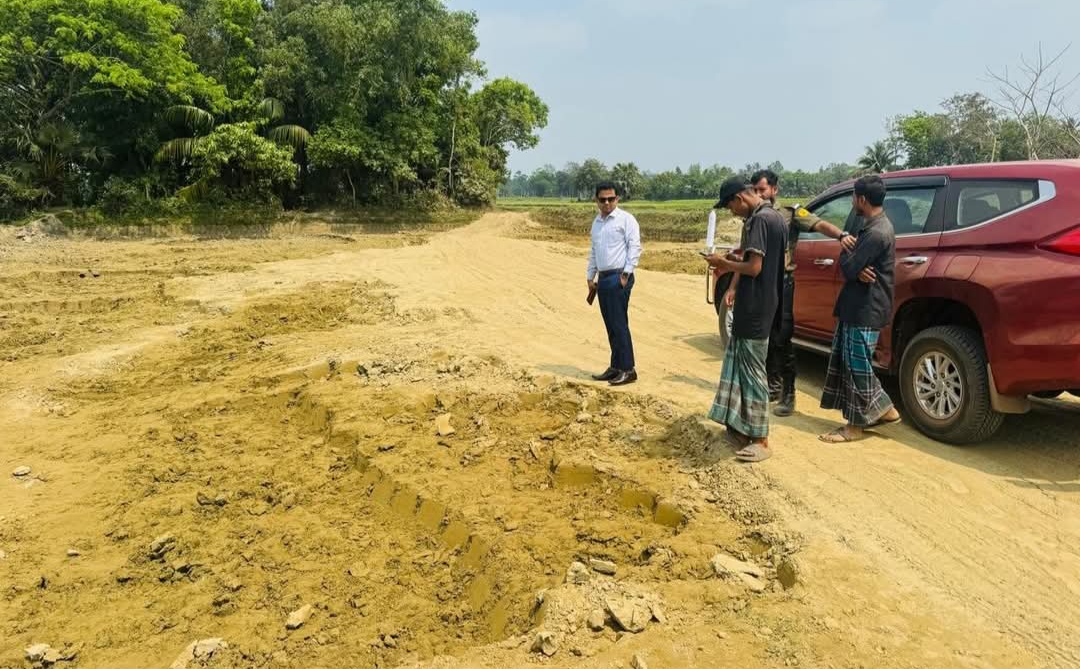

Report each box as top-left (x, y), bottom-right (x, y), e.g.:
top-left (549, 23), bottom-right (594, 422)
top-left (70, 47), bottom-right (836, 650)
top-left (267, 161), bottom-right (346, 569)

top-left (2, 212), bottom-right (1079, 669)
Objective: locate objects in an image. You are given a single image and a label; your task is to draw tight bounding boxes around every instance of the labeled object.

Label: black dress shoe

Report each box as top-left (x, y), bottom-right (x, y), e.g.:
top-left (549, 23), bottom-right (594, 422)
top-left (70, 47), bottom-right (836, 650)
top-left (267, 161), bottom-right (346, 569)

top-left (609, 370), bottom-right (637, 386)
top-left (592, 368), bottom-right (619, 381)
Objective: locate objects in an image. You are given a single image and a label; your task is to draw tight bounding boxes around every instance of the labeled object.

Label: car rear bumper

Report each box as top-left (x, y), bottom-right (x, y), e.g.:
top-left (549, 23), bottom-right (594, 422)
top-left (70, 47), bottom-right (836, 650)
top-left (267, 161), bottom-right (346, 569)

top-left (990, 344), bottom-right (1080, 395)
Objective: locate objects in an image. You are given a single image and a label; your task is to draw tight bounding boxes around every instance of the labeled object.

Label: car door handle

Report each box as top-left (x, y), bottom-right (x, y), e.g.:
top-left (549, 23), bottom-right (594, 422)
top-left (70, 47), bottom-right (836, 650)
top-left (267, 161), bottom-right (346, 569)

top-left (901, 255), bottom-right (929, 265)
top-left (813, 258), bottom-right (834, 267)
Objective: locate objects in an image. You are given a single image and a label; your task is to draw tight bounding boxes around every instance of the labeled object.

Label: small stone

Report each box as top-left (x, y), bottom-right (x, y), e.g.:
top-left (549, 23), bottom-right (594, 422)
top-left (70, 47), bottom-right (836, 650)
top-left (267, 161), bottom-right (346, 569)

top-left (587, 609), bottom-right (606, 631)
top-left (540, 432), bottom-right (558, 441)
top-left (503, 520), bottom-right (520, 532)
top-left (13, 466), bottom-right (32, 477)
top-left (42, 648), bottom-right (63, 664)
top-left (649, 603), bottom-right (667, 624)
top-left (740, 573), bottom-right (768, 593)
top-left (576, 412), bottom-right (593, 424)
top-left (531, 631), bottom-right (559, 657)
top-left (377, 443), bottom-right (396, 452)
top-left (435, 414), bottom-right (455, 437)
top-left (589, 558), bottom-right (617, 576)
top-left (606, 599), bottom-right (649, 634)
top-left (565, 561), bottom-right (591, 585)
top-left (0, 549), bottom-right (7, 560)
top-left (66, 548), bottom-right (81, 558)
top-left (116, 571), bottom-right (135, 584)
top-left (711, 553), bottom-right (764, 578)
top-left (286, 604), bottom-right (313, 630)
top-left (149, 534), bottom-right (177, 560)
top-left (632, 653), bottom-right (649, 669)
top-left (26, 644), bottom-right (51, 662)
top-left (382, 635), bottom-right (397, 649)
top-left (196, 492), bottom-right (215, 506)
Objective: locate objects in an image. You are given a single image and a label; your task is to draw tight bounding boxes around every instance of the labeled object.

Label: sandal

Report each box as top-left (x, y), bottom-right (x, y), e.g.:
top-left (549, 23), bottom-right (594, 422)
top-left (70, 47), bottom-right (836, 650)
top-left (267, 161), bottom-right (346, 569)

top-left (818, 427), bottom-right (866, 443)
top-left (868, 414), bottom-right (902, 428)
top-left (735, 442), bottom-right (771, 462)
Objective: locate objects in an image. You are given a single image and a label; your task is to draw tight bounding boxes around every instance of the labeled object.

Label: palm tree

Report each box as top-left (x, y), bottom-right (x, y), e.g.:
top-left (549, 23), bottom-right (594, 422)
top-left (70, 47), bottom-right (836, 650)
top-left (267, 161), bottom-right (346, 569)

top-left (856, 141), bottom-right (901, 174)
top-left (14, 122), bottom-right (109, 205)
top-left (155, 99), bottom-right (311, 200)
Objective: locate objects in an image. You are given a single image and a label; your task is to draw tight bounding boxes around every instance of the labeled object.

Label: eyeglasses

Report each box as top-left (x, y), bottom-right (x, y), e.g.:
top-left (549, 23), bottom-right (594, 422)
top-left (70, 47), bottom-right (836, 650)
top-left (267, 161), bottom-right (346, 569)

top-left (597, 197), bottom-right (618, 204)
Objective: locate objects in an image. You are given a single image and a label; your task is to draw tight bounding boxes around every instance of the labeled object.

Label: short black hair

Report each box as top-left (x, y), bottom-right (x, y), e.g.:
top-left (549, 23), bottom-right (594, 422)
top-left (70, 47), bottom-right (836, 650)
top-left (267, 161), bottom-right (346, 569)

top-left (750, 169), bottom-right (779, 187)
top-left (854, 174), bottom-right (887, 206)
top-left (595, 181), bottom-right (618, 197)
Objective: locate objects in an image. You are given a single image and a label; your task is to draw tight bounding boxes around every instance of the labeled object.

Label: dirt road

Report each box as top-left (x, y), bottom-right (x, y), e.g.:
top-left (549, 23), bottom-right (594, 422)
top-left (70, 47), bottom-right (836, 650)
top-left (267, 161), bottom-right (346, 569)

top-left (3, 212), bottom-right (1079, 668)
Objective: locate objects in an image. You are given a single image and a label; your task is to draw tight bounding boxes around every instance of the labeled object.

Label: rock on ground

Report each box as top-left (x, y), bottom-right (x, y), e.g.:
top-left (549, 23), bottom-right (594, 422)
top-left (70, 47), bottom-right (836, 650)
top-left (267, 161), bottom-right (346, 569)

top-left (286, 605), bottom-right (313, 630)
top-left (170, 638), bottom-right (228, 669)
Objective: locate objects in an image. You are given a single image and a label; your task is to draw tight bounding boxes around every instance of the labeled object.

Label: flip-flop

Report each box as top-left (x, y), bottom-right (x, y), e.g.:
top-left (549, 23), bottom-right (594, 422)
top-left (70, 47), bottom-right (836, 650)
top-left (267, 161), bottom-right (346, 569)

top-left (734, 442), bottom-right (771, 462)
top-left (868, 415), bottom-right (902, 428)
top-left (818, 427), bottom-right (866, 443)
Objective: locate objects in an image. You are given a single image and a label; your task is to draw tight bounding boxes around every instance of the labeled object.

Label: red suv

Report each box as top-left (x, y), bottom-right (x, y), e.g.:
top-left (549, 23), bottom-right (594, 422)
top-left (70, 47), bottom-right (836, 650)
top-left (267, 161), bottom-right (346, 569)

top-left (716, 160), bottom-right (1080, 444)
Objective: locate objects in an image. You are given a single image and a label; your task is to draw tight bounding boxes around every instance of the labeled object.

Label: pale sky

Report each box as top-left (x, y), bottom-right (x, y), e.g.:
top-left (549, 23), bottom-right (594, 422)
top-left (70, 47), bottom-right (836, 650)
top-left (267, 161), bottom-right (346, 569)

top-left (445, 0), bottom-right (1080, 173)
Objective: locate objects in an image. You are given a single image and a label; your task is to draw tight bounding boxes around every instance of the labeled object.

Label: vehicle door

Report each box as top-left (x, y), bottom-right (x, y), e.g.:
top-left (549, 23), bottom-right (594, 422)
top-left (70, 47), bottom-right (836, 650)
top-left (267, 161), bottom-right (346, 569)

top-left (792, 190), bottom-right (855, 340)
top-left (875, 176), bottom-right (947, 368)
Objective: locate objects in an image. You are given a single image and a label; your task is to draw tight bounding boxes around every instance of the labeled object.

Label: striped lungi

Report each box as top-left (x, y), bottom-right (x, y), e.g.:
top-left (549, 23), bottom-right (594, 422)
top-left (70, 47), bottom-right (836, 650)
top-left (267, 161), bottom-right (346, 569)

top-left (820, 323), bottom-right (895, 427)
top-left (708, 337), bottom-right (770, 439)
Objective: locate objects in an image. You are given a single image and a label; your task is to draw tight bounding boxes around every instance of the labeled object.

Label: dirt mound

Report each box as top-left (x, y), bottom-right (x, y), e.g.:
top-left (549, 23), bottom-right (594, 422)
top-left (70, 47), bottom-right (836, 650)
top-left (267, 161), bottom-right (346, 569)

top-left (12, 214), bottom-right (68, 243)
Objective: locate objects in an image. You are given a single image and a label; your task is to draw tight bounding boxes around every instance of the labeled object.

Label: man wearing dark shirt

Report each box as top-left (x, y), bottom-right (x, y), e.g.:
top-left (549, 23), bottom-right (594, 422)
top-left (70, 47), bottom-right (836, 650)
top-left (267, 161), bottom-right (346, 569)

top-left (704, 177), bottom-right (788, 462)
top-left (819, 175), bottom-right (902, 442)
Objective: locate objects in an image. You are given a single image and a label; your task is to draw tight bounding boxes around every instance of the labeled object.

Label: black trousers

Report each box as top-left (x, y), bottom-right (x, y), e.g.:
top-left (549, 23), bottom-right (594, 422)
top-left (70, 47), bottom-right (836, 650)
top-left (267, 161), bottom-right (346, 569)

top-left (597, 271), bottom-right (635, 371)
top-left (767, 272), bottom-right (796, 395)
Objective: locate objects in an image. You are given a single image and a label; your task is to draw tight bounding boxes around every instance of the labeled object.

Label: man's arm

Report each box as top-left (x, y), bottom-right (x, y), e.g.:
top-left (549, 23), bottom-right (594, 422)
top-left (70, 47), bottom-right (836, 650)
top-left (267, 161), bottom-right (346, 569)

top-left (623, 214), bottom-right (642, 274)
top-left (793, 208), bottom-right (848, 241)
top-left (839, 230), bottom-right (888, 282)
top-left (707, 214), bottom-right (767, 277)
top-left (586, 221), bottom-right (598, 283)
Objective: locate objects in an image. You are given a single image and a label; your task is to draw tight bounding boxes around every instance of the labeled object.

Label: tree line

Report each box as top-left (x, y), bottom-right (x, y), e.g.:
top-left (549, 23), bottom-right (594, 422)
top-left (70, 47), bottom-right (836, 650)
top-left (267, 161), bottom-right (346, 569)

top-left (0, 0), bottom-right (548, 220)
top-left (498, 160), bottom-right (859, 201)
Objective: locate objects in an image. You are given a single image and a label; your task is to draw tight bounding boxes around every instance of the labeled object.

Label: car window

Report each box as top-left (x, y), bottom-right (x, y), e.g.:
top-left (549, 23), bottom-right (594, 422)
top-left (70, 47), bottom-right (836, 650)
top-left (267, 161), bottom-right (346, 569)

top-left (951, 180), bottom-right (1039, 229)
top-left (882, 188), bottom-right (937, 236)
top-left (806, 194), bottom-right (853, 239)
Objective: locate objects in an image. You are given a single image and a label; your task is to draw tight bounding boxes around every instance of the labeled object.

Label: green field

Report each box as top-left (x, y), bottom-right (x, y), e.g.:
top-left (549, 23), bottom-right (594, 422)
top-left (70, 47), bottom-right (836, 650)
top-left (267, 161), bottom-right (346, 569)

top-left (498, 196), bottom-right (804, 214)
top-left (499, 196), bottom-right (805, 244)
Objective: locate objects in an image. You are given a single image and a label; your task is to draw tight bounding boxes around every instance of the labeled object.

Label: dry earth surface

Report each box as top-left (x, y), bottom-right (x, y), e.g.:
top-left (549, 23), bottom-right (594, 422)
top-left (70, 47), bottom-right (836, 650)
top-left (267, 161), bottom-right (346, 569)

top-left (3, 212), bottom-right (1080, 669)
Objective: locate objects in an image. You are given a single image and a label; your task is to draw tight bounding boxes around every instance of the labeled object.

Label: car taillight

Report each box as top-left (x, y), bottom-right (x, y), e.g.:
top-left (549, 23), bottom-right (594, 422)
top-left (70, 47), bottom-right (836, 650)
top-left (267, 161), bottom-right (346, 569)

top-left (1040, 227), bottom-right (1080, 257)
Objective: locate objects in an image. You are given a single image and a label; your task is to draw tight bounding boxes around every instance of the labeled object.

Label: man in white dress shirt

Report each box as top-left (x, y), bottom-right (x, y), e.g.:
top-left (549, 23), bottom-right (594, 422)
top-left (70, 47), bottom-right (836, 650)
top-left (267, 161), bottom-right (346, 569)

top-left (586, 182), bottom-right (642, 386)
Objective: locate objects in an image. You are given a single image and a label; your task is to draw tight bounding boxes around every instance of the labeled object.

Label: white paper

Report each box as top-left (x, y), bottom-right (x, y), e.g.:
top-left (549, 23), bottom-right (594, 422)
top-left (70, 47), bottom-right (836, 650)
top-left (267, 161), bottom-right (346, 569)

top-left (706, 209), bottom-right (716, 252)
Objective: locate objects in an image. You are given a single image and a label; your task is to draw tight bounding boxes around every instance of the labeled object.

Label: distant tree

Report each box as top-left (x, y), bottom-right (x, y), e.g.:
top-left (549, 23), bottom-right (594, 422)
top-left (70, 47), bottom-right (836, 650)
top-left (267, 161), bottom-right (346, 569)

top-left (857, 140), bottom-right (901, 174)
top-left (987, 44), bottom-right (1078, 160)
top-left (610, 162), bottom-right (645, 200)
top-left (575, 159), bottom-right (609, 200)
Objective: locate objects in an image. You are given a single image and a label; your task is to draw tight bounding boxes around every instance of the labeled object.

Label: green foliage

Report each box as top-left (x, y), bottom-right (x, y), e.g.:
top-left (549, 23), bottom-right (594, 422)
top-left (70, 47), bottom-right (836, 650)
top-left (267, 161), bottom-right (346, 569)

top-left (501, 160), bottom-right (851, 202)
top-left (856, 140), bottom-right (901, 174)
top-left (187, 122), bottom-right (297, 202)
top-left (0, 0), bottom-right (547, 218)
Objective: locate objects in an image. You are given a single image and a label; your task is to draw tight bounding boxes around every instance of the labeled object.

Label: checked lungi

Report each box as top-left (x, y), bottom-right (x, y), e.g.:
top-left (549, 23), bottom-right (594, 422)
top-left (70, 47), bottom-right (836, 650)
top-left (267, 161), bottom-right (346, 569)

top-left (820, 323), bottom-right (895, 427)
top-left (708, 337), bottom-right (770, 439)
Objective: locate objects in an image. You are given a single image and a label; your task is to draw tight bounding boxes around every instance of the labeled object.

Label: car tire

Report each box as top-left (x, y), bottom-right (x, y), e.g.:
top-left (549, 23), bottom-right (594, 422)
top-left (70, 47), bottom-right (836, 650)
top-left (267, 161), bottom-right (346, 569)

top-left (713, 271), bottom-right (734, 352)
top-left (717, 300), bottom-right (733, 352)
top-left (899, 325), bottom-right (1004, 445)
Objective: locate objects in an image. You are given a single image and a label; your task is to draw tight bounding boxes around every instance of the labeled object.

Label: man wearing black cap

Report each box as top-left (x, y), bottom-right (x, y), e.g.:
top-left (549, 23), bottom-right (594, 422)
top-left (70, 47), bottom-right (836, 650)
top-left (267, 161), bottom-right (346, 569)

top-left (703, 177), bottom-right (788, 462)
top-left (746, 169), bottom-right (852, 417)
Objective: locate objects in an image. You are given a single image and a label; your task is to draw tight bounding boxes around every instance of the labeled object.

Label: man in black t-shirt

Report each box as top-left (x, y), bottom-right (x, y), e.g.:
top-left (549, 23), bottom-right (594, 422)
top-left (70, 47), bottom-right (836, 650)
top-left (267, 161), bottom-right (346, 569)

top-left (704, 177), bottom-right (788, 462)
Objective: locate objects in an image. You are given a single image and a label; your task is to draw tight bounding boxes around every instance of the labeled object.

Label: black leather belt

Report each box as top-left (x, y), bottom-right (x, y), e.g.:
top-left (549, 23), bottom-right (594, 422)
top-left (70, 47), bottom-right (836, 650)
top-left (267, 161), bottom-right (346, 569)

top-left (598, 269), bottom-right (621, 278)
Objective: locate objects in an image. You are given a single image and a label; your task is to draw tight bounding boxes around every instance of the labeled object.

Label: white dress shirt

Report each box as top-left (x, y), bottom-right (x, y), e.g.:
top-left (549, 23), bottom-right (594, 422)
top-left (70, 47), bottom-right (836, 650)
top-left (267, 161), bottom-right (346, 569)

top-left (586, 207), bottom-right (642, 280)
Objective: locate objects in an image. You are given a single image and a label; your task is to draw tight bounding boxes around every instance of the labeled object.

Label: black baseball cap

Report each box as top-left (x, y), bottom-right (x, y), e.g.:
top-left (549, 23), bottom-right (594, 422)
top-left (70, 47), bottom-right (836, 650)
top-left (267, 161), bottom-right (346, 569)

top-left (713, 177), bottom-right (751, 208)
